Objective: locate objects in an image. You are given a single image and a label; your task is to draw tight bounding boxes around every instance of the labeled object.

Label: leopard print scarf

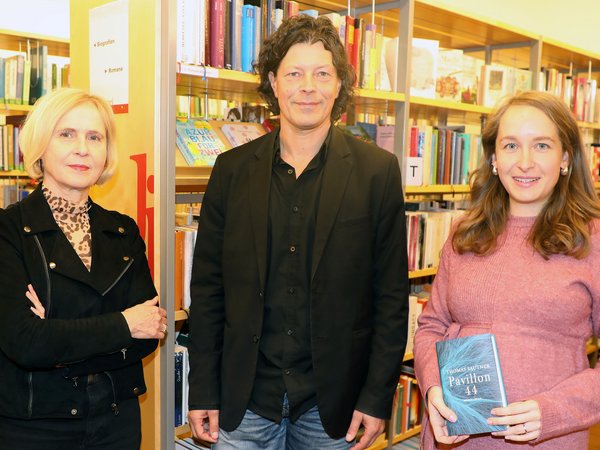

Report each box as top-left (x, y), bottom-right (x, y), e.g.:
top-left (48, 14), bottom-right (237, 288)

top-left (42, 186), bottom-right (92, 271)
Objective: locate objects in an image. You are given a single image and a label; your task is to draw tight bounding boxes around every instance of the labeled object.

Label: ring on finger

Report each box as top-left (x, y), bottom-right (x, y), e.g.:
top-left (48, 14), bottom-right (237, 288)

top-left (523, 425), bottom-right (528, 434)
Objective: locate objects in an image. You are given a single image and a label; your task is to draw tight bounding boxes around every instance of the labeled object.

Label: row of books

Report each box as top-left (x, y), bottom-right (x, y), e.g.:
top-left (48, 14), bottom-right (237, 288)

top-left (391, 367), bottom-right (424, 438)
top-left (0, 119), bottom-right (23, 172)
top-left (406, 207), bottom-right (464, 272)
top-left (0, 182), bottom-right (32, 208)
top-left (406, 38), bottom-right (534, 107)
top-left (0, 45), bottom-right (69, 106)
top-left (539, 70), bottom-right (600, 123)
top-left (176, 119), bottom-right (266, 167)
top-left (405, 124), bottom-right (482, 187)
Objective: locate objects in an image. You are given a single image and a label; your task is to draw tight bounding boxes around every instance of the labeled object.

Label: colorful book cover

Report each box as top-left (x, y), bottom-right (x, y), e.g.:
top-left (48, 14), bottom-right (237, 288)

top-left (175, 119), bottom-right (227, 166)
top-left (221, 122), bottom-right (265, 147)
top-left (436, 333), bottom-right (508, 436)
top-left (436, 49), bottom-right (463, 102)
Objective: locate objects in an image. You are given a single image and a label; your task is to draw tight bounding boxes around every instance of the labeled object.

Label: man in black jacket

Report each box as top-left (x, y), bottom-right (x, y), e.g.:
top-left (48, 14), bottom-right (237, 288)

top-left (188, 15), bottom-right (409, 450)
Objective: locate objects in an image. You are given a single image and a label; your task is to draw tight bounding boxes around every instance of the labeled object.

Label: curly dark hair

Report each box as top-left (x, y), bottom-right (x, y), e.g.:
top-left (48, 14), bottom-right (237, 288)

top-left (255, 14), bottom-right (355, 122)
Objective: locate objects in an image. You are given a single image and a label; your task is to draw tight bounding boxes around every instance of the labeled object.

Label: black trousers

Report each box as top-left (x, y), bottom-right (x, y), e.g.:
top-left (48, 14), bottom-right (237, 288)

top-left (0, 374), bottom-right (141, 450)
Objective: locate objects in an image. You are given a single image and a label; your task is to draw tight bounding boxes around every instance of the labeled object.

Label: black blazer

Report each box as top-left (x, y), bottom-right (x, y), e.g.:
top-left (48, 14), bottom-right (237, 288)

top-left (188, 126), bottom-right (409, 438)
top-left (0, 185), bottom-right (157, 420)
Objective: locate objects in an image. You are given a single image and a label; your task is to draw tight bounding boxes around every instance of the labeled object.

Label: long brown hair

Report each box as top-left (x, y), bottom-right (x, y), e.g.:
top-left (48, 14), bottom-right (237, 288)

top-left (453, 91), bottom-right (600, 259)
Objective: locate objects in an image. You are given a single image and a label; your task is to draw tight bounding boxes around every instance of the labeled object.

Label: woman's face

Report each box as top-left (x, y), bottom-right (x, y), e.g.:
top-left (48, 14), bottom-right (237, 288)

top-left (41, 102), bottom-right (107, 203)
top-left (492, 105), bottom-right (568, 217)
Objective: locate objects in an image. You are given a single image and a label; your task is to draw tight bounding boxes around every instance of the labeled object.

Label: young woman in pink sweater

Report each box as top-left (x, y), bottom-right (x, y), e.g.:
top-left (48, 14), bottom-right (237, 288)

top-left (414, 90), bottom-right (600, 449)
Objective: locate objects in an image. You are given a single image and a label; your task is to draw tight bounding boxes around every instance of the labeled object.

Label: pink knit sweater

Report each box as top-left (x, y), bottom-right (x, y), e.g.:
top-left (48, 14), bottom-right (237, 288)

top-left (414, 216), bottom-right (600, 449)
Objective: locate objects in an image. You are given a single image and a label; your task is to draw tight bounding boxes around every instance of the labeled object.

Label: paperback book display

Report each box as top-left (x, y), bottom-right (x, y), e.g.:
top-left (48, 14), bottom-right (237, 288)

top-left (436, 334), bottom-right (508, 435)
top-left (175, 119), bottom-right (227, 166)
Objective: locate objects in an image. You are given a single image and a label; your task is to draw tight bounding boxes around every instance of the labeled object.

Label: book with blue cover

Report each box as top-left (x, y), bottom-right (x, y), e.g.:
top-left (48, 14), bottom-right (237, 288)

top-left (436, 333), bottom-right (507, 435)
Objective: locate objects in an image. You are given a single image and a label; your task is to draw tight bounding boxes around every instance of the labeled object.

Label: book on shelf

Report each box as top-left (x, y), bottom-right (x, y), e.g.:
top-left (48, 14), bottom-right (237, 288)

top-left (435, 49), bottom-right (463, 103)
top-left (479, 64), bottom-right (508, 108)
top-left (220, 122), bottom-right (266, 147)
top-left (436, 333), bottom-right (508, 436)
top-left (174, 344), bottom-right (190, 427)
top-left (175, 119), bottom-right (227, 166)
top-left (461, 54), bottom-right (484, 105)
top-left (410, 38), bottom-right (439, 98)
top-left (404, 292), bottom-right (430, 356)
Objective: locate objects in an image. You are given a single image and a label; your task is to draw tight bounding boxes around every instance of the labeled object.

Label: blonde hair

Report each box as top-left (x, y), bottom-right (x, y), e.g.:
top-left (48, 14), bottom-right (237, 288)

top-left (19, 87), bottom-right (118, 185)
top-left (453, 91), bottom-right (600, 259)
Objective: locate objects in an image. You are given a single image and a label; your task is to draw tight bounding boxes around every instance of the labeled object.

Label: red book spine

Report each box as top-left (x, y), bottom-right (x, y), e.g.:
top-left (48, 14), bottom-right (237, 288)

top-left (210, 0), bottom-right (225, 68)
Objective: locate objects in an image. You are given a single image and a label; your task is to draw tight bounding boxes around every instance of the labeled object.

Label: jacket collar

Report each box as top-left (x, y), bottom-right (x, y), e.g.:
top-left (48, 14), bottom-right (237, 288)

top-left (19, 183), bottom-right (135, 295)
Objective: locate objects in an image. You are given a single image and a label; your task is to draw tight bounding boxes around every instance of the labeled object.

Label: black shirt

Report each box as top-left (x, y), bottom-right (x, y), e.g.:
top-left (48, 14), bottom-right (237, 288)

top-left (247, 129), bottom-right (331, 423)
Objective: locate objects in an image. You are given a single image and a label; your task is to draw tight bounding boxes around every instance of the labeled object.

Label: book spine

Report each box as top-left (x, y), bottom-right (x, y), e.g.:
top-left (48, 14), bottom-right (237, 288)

top-left (210, 0), bottom-right (226, 68)
top-left (490, 335), bottom-right (507, 406)
top-left (241, 5), bottom-right (254, 73)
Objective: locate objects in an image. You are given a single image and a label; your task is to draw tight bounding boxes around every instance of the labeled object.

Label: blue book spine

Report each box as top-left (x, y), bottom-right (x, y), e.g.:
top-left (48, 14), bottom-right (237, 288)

top-left (436, 333), bottom-right (507, 436)
top-left (241, 5), bottom-right (254, 73)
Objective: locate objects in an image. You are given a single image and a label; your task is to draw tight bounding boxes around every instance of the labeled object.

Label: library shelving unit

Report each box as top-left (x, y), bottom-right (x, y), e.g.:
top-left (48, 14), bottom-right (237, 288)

top-left (68, 1), bottom-right (600, 449)
top-left (0, 30), bottom-right (68, 194)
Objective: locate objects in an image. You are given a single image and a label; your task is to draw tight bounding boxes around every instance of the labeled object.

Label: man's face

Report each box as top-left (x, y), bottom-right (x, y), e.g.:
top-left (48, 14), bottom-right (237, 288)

top-left (268, 41), bottom-right (341, 133)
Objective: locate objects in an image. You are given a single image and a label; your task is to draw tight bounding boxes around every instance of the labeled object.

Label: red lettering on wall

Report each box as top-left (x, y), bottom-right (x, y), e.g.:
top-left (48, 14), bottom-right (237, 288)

top-left (130, 153), bottom-right (155, 279)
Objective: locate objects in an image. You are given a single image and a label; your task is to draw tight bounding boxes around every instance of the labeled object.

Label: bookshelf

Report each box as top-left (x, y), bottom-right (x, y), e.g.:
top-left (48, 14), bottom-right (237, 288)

top-left (67, 1), bottom-right (600, 449)
top-left (0, 29), bottom-right (68, 204)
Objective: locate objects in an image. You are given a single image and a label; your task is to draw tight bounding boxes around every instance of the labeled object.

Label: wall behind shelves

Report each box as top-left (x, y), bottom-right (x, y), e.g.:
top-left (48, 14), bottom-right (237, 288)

top-left (0, 0), bottom-right (69, 39)
top-left (4, 1), bottom-right (599, 55)
top-left (435, 0), bottom-right (600, 54)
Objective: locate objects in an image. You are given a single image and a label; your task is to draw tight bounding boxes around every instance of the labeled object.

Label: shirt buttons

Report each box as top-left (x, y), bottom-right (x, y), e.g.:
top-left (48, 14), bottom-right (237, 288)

top-left (118, 227), bottom-right (125, 234)
top-left (252, 335), bottom-right (260, 343)
top-left (23, 226), bottom-right (31, 233)
top-left (49, 262), bottom-right (56, 269)
top-left (133, 387), bottom-right (140, 395)
top-left (289, 246), bottom-right (296, 253)
top-left (286, 329), bottom-right (294, 336)
top-left (288, 287), bottom-right (295, 294)
top-left (123, 256), bottom-right (130, 262)
top-left (284, 369), bottom-right (291, 375)
top-left (287, 169), bottom-right (293, 175)
top-left (292, 206), bottom-right (299, 213)
top-left (70, 408), bottom-right (78, 415)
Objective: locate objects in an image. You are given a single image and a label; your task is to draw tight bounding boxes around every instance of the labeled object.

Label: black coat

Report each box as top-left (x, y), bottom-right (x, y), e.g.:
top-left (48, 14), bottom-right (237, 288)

top-left (188, 127), bottom-right (409, 439)
top-left (0, 185), bottom-right (158, 419)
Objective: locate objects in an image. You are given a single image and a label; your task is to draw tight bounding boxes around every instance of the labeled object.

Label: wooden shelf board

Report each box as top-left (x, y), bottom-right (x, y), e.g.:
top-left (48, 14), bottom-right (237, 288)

top-left (175, 309), bottom-right (189, 322)
top-left (0, 103), bottom-right (32, 113)
top-left (0, 170), bottom-right (28, 177)
top-left (540, 38), bottom-right (600, 71)
top-left (390, 425), bottom-right (422, 444)
top-left (409, 267), bottom-right (437, 279)
top-left (414, 0), bottom-right (538, 50)
top-left (578, 121), bottom-right (600, 130)
top-left (175, 423), bottom-right (191, 438)
top-left (410, 97), bottom-right (491, 114)
top-left (405, 184), bottom-right (470, 195)
top-left (0, 29), bottom-right (69, 57)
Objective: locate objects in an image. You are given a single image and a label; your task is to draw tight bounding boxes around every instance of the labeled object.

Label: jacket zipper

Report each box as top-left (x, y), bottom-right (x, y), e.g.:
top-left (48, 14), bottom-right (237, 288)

top-left (104, 371), bottom-right (119, 415)
top-left (102, 258), bottom-right (134, 296)
top-left (33, 235), bottom-right (52, 317)
top-left (27, 372), bottom-right (33, 417)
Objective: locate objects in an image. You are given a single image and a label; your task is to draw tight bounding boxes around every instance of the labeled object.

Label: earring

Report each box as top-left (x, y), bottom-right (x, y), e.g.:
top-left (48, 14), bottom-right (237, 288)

top-left (492, 165), bottom-right (498, 176)
top-left (561, 166), bottom-right (569, 176)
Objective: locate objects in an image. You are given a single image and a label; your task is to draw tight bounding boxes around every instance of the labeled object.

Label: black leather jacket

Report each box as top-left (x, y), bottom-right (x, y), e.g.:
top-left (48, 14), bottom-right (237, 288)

top-left (0, 185), bottom-right (158, 419)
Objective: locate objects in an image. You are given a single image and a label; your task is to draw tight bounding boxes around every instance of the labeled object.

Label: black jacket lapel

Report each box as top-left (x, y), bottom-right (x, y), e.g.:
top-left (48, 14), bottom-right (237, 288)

top-left (247, 132), bottom-right (277, 289)
top-left (311, 128), bottom-right (353, 280)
